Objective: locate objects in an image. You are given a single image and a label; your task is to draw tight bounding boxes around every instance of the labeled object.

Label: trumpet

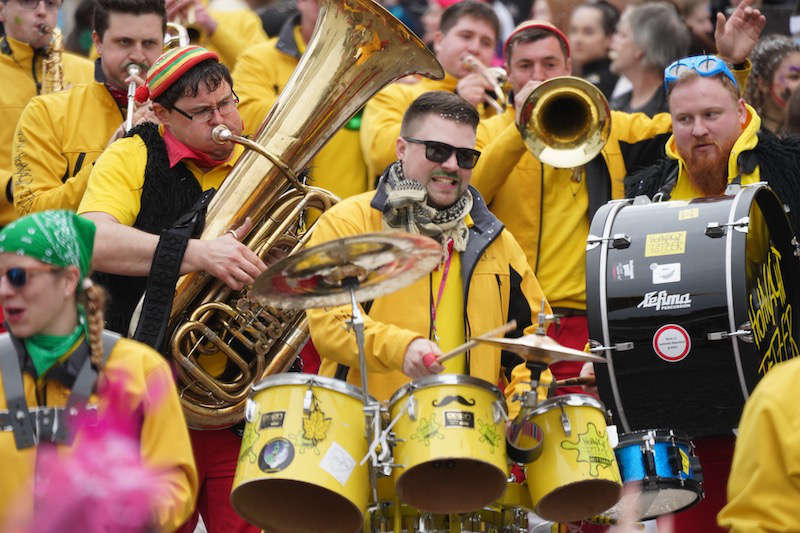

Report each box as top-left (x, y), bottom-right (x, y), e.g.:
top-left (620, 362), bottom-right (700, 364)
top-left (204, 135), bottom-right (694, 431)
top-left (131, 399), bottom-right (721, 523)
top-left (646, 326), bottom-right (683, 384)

top-left (164, 21), bottom-right (190, 48)
top-left (516, 76), bottom-right (611, 168)
top-left (462, 55), bottom-right (508, 114)
top-left (125, 64), bottom-right (141, 132)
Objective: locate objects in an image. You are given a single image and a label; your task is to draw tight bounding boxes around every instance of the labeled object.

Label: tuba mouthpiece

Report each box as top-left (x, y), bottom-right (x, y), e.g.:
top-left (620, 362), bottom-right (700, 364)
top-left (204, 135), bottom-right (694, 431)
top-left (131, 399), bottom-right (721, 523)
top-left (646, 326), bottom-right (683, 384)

top-left (212, 124), bottom-right (232, 144)
top-left (127, 64), bottom-right (141, 77)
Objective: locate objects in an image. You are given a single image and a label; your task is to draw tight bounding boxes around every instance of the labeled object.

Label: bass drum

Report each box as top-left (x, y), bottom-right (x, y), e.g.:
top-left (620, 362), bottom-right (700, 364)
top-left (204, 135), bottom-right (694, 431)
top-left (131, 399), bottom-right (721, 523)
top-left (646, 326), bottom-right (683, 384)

top-left (587, 183), bottom-right (800, 437)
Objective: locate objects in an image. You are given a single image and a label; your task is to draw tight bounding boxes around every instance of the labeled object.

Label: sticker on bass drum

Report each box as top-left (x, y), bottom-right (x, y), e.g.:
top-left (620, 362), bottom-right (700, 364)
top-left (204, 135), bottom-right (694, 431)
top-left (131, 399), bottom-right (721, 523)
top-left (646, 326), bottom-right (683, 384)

top-left (652, 324), bottom-right (691, 362)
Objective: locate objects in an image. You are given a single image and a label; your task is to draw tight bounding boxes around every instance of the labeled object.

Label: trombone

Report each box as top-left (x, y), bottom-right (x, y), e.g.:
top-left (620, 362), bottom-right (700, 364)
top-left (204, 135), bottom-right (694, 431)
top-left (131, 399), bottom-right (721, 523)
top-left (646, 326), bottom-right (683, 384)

top-left (516, 76), bottom-right (611, 168)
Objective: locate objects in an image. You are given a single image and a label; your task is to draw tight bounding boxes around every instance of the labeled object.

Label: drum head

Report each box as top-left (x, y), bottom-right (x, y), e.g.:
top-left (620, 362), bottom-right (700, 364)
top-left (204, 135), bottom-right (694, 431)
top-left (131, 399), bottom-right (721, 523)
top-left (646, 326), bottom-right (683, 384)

top-left (535, 479), bottom-right (621, 523)
top-left (232, 479), bottom-right (363, 533)
top-left (396, 459), bottom-right (507, 514)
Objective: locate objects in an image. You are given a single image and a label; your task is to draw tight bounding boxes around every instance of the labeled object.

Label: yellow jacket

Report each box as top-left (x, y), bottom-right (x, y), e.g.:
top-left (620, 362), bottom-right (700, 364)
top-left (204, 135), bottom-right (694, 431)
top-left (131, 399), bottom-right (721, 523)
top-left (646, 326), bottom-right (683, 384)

top-left (0, 336), bottom-right (198, 531)
top-left (360, 74), bottom-right (498, 181)
top-left (0, 36), bottom-right (94, 225)
top-left (471, 109), bottom-right (672, 309)
top-left (13, 80), bottom-right (124, 214)
top-left (306, 179), bottom-right (551, 408)
top-left (198, 8), bottom-right (267, 69)
top-left (232, 18), bottom-right (368, 199)
top-left (718, 357), bottom-right (800, 532)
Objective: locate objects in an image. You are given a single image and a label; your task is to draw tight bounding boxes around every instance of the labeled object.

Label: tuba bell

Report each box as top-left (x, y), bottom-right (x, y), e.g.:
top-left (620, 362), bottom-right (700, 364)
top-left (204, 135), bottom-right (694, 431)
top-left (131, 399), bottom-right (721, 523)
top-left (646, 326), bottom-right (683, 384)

top-left (517, 76), bottom-right (611, 168)
top-left (160, 0), bottom-right (444, 428)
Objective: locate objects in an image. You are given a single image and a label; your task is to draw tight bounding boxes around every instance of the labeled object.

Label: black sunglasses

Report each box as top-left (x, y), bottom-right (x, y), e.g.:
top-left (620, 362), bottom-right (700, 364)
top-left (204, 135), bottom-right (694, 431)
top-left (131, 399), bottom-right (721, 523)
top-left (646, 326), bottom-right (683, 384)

top-left (1, 266), bottom-right (61, 288)
top-left (403, 137), bottom-right (481, 169)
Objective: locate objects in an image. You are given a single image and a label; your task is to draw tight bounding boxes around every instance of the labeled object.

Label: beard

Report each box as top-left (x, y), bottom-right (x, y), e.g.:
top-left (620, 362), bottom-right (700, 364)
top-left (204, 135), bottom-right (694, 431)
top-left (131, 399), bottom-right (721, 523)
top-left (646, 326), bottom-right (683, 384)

top-left (681, 139), bottom-right (732, 197)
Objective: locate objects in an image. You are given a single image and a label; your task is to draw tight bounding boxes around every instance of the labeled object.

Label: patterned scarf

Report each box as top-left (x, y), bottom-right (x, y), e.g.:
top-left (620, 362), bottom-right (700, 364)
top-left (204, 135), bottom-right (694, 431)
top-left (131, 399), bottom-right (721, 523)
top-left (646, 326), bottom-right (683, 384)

top-left (381, 161), bottom-right (472, 259)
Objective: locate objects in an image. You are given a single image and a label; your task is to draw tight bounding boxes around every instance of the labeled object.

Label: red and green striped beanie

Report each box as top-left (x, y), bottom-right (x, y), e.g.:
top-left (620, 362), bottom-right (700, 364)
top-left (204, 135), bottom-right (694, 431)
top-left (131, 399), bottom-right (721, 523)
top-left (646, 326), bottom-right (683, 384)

top-left (135, 45), bottom-right (220, 103)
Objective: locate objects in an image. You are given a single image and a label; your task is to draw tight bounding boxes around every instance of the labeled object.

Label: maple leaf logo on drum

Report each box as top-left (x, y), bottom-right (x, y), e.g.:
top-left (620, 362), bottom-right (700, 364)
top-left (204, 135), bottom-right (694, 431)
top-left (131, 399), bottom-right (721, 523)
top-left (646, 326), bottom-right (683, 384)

top-left (560, 422), bottom-right (616, 477)
top-left (302, 406), bottom-right (332, 446)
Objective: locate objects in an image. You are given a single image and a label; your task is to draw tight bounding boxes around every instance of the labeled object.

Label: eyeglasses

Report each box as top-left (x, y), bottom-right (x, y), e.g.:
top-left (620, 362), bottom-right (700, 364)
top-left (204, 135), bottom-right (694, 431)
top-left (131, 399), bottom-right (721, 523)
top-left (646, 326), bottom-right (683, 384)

top-left (664, 55), bottom-right (738, 92)
top-left (14, 0), bottom-right (61, 10)
top-left (1, 266), bottom-right (61, 288)
top-left (402, 137), bottom-right (481, 169)
top-left (172, 91), bottom-right (239, 122)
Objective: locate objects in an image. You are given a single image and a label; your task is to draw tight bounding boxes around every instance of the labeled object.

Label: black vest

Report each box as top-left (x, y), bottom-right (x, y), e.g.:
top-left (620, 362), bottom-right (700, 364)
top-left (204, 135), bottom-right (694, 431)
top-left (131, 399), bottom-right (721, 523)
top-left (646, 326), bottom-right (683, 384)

top-left (95, 123), bottom-right (203, 335)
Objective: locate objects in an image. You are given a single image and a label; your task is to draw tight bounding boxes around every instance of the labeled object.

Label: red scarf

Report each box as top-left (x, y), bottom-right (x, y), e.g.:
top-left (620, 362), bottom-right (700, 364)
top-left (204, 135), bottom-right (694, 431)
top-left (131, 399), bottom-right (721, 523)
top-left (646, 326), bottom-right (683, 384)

top-left (163, 127), bottom-right (232, 169)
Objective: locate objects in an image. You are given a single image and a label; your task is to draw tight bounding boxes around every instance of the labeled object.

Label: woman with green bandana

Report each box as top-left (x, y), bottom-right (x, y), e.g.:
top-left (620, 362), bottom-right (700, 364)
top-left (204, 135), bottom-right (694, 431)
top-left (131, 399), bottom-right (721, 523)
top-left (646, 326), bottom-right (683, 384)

top-left (0, 210), bottom-right (198, 531)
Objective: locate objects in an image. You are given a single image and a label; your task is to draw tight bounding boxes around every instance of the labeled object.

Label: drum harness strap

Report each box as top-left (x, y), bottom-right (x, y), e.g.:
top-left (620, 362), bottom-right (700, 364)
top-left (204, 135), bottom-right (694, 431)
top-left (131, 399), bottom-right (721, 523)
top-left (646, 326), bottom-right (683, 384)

top-left (0, 331), bottom-right (119, 449)
top-left (652, 167), bottom-right (742, 202)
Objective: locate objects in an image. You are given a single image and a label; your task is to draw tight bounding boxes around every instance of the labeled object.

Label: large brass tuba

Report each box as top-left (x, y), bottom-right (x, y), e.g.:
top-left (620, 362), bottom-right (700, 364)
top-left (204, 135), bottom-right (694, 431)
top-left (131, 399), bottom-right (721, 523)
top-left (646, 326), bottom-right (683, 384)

top-left (165, 0), bottom-right (444, 428)
top-left (517, 76), bottom-right (611, 168)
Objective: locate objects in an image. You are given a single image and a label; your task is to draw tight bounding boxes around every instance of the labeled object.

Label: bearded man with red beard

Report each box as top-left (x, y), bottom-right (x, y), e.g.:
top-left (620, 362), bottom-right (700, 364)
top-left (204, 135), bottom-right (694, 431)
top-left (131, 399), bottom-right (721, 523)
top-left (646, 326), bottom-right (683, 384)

top-left (624, 55), bottom-right (800, 531)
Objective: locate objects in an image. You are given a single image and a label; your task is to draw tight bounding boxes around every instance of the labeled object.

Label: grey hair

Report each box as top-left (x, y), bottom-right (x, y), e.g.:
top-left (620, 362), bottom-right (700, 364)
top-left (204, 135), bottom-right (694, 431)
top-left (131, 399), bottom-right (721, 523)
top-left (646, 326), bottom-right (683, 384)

top-left (626, 2), bottom-right (690, 71)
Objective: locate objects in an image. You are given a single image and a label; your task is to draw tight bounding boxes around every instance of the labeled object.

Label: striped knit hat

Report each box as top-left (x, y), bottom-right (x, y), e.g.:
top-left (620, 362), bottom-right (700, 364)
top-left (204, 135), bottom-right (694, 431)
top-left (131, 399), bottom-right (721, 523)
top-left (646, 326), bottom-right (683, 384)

top-left (134, 45), bottom-right (220, 103)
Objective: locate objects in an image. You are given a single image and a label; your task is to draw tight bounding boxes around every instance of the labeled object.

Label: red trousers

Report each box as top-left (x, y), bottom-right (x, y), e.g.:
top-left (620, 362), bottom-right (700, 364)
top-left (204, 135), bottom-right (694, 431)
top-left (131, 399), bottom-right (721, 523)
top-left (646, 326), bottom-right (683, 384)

top-left (177, 428), bottom-right (260, 533)
top-left (547, 315), bottom-right (588, 396)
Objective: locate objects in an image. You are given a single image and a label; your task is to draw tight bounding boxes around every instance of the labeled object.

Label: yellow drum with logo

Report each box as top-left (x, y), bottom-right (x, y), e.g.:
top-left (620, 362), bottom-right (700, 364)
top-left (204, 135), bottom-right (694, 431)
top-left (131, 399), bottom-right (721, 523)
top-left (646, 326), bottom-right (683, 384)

top-left (232, 374), bottom-right (371, 533)
top-left (524, 394), bottom-right (622, 523)
top-left (388, 374), bottom-right (508, 514)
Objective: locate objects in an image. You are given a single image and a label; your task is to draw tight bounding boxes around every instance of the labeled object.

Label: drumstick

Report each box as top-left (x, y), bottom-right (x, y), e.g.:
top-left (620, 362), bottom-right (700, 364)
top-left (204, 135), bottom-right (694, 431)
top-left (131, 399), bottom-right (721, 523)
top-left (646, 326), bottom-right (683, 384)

top-left (554, 376), bottom-right (596, 388)
top-left (422, 320), bottom-right (517, 368)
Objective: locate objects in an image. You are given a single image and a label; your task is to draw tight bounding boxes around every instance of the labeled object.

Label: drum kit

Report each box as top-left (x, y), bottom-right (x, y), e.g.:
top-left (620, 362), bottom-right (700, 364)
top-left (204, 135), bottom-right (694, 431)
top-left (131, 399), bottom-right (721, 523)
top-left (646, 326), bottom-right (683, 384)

top-left (229, 230), bottom-right (713, 532)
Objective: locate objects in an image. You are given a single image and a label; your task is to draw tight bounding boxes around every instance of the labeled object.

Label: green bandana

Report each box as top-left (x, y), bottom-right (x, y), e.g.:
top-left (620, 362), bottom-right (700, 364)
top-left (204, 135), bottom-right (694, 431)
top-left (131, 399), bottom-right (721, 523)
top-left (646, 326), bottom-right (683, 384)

top-left (0, 210), bottom-right (95, 281)
top-left (0, 211), bottom-right (96, 375)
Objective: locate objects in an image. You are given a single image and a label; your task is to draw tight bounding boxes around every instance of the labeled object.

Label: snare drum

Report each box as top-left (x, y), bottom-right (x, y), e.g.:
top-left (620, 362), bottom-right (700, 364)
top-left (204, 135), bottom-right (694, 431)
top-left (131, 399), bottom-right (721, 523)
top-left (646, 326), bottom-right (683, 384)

top-left (587, 184), bottom-right (800, 436)
top-left (388, 374), bottom-right (508, 514)
top-left (524, 394), bottom-right (622, 523)
top-left (231, 374), bottom-right (371, 533)
top-left (611, 429), bottom-right (703, 520)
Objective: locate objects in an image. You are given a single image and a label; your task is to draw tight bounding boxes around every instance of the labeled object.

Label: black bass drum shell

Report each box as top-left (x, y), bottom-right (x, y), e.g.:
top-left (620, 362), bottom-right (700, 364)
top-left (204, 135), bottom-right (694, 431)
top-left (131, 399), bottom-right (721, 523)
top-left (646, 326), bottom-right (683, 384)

top-left (586, 184), bottom-right (800, 438)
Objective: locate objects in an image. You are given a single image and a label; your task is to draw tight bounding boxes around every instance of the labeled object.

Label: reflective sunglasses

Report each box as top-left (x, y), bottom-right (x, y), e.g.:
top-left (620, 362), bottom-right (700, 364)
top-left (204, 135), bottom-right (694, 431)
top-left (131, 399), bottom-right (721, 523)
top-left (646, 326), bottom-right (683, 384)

top-left (1, 266), bottom-right (61, 288)
top-left (664, 55), bottom-right (738, 92)
top-left (403, 137), bottom-right (481, 169)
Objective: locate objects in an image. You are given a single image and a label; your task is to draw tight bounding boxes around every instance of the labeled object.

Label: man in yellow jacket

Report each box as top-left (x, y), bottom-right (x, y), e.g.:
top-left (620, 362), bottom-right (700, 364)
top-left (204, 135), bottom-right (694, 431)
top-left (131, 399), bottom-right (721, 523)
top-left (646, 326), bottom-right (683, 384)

top-left (0, 0), bottom-right (93, 226)
top-left (308, 90), bottom-right (551, 410)
top-left (470, 5), bottom-right (759, 397)
top-left (360, 0), bottom-right (501, 181)
top-left (232, 0), bottom-right (368, 199)
top-left (12, 0), bottom-right (166, 215)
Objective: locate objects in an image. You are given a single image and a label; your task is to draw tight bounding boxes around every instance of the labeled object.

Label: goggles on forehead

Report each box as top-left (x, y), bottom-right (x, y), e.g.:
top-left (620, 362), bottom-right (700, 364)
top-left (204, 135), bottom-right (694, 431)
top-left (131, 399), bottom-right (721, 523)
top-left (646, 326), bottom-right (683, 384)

top-left (664, 55), bottom-right (738, 92)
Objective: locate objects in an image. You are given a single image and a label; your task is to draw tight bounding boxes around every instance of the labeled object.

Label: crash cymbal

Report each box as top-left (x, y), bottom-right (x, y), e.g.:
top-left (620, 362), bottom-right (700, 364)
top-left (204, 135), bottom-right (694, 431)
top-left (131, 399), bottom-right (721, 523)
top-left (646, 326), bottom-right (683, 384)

top-left (250, 232), bottom-right (441, 310)
top-left (477, 334), bottom-right (607, 364)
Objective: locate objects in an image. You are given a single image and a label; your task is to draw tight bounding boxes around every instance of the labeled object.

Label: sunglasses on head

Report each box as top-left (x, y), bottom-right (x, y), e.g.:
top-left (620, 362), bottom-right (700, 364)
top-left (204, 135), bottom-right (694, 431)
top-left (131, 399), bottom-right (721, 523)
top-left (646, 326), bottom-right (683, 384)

top-left (1, 266), bottom-right (61, 288)
top-left (403, 137), bottom-right (481, 169)
top-left (664, 55), bottom-right (738, 92)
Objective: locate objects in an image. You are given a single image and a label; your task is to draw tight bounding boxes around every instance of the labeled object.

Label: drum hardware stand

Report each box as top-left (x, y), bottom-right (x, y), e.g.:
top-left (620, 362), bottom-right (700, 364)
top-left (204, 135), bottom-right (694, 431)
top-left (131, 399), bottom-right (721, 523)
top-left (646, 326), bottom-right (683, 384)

top-left (586, 233), bottom-right (631, 251)
top-left (704, 217), bottom-right (750, 238)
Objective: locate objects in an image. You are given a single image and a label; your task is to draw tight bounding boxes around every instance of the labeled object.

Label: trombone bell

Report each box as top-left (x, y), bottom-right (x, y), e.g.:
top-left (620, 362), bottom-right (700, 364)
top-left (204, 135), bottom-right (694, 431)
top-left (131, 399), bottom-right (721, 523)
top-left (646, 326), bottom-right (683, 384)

top-left (517, 76), bottom-right (611, 168)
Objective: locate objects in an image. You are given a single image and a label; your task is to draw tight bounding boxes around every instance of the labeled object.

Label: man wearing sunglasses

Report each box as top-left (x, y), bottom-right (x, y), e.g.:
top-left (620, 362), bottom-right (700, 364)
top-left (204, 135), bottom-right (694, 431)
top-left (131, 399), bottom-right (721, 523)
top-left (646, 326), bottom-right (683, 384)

top-left (78, 46), bottom-right (264, 533)
top-left (12, 0), bottom-right (165, 216)
top-left (361, 0), bottom-right (502, 181)
top-left (0, 0), bottom-right (93, 228)
top-left (307, 90), bottom-right (551, 415)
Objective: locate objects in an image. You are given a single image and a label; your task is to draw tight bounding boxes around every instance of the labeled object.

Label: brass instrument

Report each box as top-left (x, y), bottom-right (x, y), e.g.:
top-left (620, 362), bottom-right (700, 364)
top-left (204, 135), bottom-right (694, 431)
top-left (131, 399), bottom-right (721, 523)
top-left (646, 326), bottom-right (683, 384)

top-left (517, 76), bottom-right (611, 168)
top-left (164, 21), bottom-right (190, 48)
top-left (462, 54), bottom-right (508, 114)
top-left (163, 0), bottom-right (444, 428)
top-left (40, 26), bottom-right (64, 94)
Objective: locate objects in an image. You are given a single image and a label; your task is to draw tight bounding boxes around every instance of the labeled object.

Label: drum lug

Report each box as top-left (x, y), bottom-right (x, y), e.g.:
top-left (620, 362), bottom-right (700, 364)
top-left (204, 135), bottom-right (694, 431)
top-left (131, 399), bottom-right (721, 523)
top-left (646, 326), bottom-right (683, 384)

top-left (559, 403), bottom-right (571, 436)
top-left (792, 237), bottom-right (800, 257)
top-left (705, 217), bottom-right (750, 238)
top-left (707, 326), bottom-right (753, 343)
top-left (406, 396), bottom-right (417, 421)
top-left (244, 398), bottom-right (256, 423)
top-left (586, 233), bottom-right (631, 250)
top-left (492, 400), bottom-right (508, 424)
top-left (303, 387), bottom-right (314, 415)
top-left (589, 341), bottom-right (633, 352)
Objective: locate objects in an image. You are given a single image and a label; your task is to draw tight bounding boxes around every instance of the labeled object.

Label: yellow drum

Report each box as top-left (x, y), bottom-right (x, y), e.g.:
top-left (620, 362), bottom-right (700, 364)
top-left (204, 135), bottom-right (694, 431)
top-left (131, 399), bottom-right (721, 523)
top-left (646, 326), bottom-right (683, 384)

top-left (231, 374), bottom-right (371, 533)
top-left (524, 394), bottom-right (622, 523)
top-left (388, 374), bottom-right (508, 514)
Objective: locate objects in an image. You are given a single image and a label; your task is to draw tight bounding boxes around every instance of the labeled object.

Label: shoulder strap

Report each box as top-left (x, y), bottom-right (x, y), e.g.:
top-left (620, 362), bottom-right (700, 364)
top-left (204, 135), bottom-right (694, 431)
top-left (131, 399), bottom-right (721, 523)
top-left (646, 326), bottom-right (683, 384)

top-left (0, 334), bottom-right (37, 449)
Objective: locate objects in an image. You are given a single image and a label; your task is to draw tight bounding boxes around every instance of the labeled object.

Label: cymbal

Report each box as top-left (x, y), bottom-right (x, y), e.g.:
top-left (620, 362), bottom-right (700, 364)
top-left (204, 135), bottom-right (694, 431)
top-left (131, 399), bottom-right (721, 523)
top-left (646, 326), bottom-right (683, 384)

top-left (249, 232), bottom-right (441, 310)
top-left (477, 334), bottom-right (607, 365)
